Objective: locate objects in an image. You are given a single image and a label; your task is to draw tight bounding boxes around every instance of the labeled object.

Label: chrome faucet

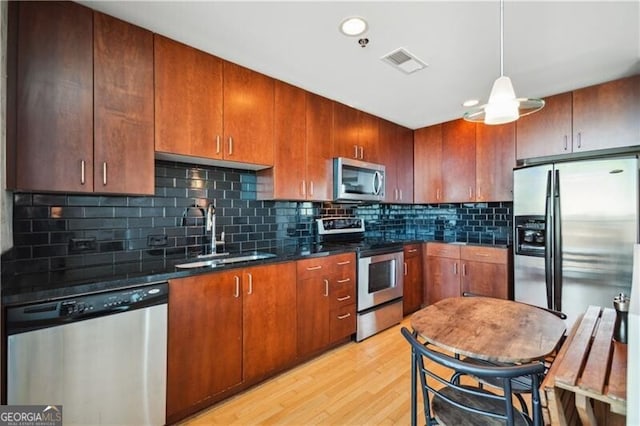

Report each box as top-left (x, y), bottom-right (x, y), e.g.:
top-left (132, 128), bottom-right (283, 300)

top-left (206, 203), bottom-right (217, 254)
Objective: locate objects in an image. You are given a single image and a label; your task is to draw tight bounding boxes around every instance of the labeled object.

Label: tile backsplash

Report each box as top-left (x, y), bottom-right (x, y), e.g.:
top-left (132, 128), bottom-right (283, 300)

top-left (2, 160), bottom-right (512, 276)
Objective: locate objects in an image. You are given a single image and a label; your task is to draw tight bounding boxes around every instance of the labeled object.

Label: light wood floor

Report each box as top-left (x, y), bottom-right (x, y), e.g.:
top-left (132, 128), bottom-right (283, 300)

top-left (180, 317), bottom-right (421, 425)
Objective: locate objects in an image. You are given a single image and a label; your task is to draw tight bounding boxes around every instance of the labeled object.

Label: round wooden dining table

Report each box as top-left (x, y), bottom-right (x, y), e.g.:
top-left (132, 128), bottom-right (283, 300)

top-left (410, 296), bottom-right (567, 363)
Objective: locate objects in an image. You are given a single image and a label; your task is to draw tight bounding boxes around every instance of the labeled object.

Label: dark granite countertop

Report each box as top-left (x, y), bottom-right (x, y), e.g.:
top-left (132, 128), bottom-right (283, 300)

top-left (1, 240), bottom-right (510, 306)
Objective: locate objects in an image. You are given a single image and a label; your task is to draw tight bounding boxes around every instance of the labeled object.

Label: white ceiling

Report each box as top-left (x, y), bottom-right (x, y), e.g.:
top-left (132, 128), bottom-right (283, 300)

top-left (79, 1), bottom-right (640, 130)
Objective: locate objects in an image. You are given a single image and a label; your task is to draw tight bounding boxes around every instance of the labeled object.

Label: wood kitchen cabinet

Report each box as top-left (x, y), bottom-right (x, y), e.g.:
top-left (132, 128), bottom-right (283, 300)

top-left (167, 269), bottom-right (243, 423)
top-left (475, 122), bottom-right (516, 201)
top-left (380, 119), bottom-right (414, 204)
top-left (7, 2), bottom-right (154, 194)
top-left (333, 102), bottom-right (380, 162)
top-left (442, 119), bottom-right (477, 202)
top-left (297, 253), bottom-right (356, 358)
top-left (414, 124), bottom-right (443, 203)
top-left (155, 36), bottom-right (274, 168)
top-left (516, 75), bottom-right (640, 160)
top-left (257, 85), bottom-right (333, 201)
top-left (402, 244), bottom-right (424, 315)
top-left (166, 261), bottom-right (295, 423)
top-left (425, 243), bottom-right (511, 305)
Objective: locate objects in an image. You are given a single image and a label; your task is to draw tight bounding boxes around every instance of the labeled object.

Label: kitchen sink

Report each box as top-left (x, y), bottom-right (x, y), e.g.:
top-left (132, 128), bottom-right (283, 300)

top-left (175, 252), bottom-right (277, 269)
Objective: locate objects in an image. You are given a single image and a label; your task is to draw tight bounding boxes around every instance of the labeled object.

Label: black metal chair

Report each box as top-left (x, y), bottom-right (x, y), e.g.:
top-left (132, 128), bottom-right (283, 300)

top-left (401, 327), bottom-right (545, 426)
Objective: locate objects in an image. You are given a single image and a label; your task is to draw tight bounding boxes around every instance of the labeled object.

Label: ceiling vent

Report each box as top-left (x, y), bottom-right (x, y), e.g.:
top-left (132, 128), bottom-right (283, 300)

top-left (381, 48), bottom-right (427, 74)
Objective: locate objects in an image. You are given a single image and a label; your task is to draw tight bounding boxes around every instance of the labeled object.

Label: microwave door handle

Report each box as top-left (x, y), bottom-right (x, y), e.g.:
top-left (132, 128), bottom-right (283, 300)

top-left (373, 171), bottom-right (382, 195)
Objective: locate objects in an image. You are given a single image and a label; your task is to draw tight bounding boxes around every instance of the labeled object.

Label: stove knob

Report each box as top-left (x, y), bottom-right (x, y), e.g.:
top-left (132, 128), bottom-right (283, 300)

top-left (130, 293), bottom-right (141, 303)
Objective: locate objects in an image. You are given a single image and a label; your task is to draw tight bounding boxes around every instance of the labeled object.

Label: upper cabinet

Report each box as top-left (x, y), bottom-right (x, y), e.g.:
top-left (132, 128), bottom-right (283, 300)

top-left (154, 36), bottom-right (274, 168)
top-left (154, 35), bottom-right (223, 160)
top-left (257, 85), bottom-right (333, 201)
top-left (517, 75), bottom-right (640, 160)
top-left (380, 119), bottom-right (414, 203)
top-left (414, 124), bottom-right (443, 204)
top-left (7, 2), bottom-right (154, 194)
top-left (333, 103), bottom-right (380, 163)
top-left (414, 119), bottom-right (515, 203)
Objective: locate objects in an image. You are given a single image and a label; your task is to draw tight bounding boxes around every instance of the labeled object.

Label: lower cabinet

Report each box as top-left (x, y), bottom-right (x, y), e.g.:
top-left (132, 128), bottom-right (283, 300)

top-left (425, 243), bottom-right (511, 305)
top-left (166, 261), bottom-right (296, 423)
top-left (402, 243), bottom-right (424, 315)
top-left (296, 252), bottom-right (356, 358)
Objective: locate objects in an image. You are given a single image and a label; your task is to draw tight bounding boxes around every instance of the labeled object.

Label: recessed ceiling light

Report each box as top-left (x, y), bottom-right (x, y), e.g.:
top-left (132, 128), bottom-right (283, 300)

top-left (340, 17), bottom-right (368, 37)
top-left (463, 99), bottom-right (480, 107)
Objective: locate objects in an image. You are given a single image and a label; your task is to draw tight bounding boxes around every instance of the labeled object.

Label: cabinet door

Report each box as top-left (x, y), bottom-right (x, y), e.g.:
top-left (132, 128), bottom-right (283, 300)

top-left (14, 1), bottom-right (93, 192)
top-left (270, 81), bottom-right (307, 200)
top-left (426, 256), bottom-right (460, 305)
top-left (154, 35), bottom-right (223, 159)
top-left (572, 75), bottom-right (640, 152)
top-left (306, 93), bottom-right (334, 201)
top-left (403, 244), bottom-right (424, 315)
top-left (442, 119), bottom-right (476, 202)
top-left (516, 92), bottom-right (572, 160)
top-left (167, 271), bottom-right (243, 422)
top-left (396, 125), bottom-right (415, 204)
top-left (359, 111), bottom-right (380, 163)
top-left (243, 262), bottom-right (296, 382)
top-left (461, 261), bottom-right (508, 300)
top-left (380, 119), bottom-right (399, 203)
top-left (297, 270), bottom-right (331, 357)
top-left (475, 122), bottom-right (515, 202)
top-left (223, 61), bottom-right (274, 166)
top-left (414, 124), bottom-right (443, 203)
top-left (333, 102), bottom-right (362, 160)
top-left (94, 12), bottom-right (154, 195)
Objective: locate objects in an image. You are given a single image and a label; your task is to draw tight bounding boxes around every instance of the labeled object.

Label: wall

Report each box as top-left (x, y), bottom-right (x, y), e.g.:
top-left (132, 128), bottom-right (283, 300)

top-left (1, 0), bottom-right (12, 255)
top-left (1, 160), bottom-right (512, 281)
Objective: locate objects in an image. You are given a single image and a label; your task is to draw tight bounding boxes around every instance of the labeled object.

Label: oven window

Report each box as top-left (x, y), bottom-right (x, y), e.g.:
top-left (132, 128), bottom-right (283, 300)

top-left (368, 259), bottom-right (395, 293)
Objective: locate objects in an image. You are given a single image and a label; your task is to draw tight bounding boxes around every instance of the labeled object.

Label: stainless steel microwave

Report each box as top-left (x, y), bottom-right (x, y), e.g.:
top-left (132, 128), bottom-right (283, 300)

top-left (333, 157), bottom-right (385, 202)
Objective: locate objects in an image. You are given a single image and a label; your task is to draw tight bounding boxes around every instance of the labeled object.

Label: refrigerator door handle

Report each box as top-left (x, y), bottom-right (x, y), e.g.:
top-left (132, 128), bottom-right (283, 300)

top-left (544, 170), bottom-right (553, 310)
top-left (553, 169), bottom-right (563, 312)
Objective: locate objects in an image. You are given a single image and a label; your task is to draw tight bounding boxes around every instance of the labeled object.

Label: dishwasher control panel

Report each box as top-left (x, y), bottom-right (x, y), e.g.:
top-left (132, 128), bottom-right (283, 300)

top-left (6, 282), bottom-right (168, 335)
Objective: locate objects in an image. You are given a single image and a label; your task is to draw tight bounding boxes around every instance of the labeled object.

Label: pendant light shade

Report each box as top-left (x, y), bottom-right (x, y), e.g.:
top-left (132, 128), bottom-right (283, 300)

top-left (463, 0), bottom-right (544, 125)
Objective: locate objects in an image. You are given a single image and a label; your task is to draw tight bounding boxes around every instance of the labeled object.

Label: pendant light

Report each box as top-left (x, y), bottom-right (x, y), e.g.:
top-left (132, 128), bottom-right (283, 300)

top-left (463, 0), bottom-right (544, 125)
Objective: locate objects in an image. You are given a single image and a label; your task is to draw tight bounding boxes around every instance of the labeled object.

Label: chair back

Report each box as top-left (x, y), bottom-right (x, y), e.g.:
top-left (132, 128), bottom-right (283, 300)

top-left (401, 327), bottom-right (545, 426)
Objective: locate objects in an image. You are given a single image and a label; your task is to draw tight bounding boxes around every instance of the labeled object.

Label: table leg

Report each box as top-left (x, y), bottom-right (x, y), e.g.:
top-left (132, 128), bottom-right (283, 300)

top-left (575, 394), bottom-right (597, 426)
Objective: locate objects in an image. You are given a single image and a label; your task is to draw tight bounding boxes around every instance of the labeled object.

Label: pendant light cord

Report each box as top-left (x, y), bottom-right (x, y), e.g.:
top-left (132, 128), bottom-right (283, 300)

top-left (500, 0), bottom-right (504, 77)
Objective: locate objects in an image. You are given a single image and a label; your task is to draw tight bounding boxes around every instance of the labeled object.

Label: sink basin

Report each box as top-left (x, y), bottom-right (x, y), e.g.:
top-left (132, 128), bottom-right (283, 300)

top-left (176, 252), bottom-right (276, 269)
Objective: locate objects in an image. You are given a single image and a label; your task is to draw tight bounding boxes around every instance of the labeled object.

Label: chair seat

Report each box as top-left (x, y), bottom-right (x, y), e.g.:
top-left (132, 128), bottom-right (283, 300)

top-left (433, 385), bottom-right (530, 426)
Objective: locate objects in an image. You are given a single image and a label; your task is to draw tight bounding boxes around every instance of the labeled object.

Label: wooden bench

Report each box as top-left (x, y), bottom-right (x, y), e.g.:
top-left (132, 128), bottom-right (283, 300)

top-left (541, 305), bottom-right (627, 425)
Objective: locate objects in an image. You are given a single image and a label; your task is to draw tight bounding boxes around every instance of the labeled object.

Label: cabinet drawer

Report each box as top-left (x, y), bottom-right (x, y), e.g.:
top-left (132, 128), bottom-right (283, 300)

top-left (426, 243), bottom-right (460, 258)
top-left (330, 280), bottom-right (355, 309)
top-left (460, 246), bottom-right (507, 264)
top-left (296, 252), bottom-right (355, 280)
top-left (329, 304), bottom-right (356, 342)
top-left (403, 244), bottom-right (422, 259)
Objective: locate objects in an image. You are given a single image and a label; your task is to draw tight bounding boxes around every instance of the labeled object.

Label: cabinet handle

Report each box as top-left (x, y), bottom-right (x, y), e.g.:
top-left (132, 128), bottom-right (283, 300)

top-left (337, 278), bottom-right (351, 283)
top-left (301, 180), bottom-right (306, 197)
top-left (228, 136), bottom-right (234, 155)
top-left (563, 135), bottom-right (568, 151)
top-left (246, 272), bottom-right (253, 295)
top-left (354, 145), bottom-right (359, 158)
top-left (468, 187), bottom-right (473, 199)
top-left (337, 261), bottom-right (351, 265)
top-left (359, 146), bottom-right (364, 159)
top-left (337, 295), bottom-right (351, 301)
top-left (453, 263), bottom-right (458, 275)
top-left (324, 279), bottom-right (329, 297)
top-left (462, 264), bottom-right (467, 276)
top-left (394, 188), bottom-right (398, 201)
top-left (436, 188), bottom-right (440, 201)
top-left (398, 189), bottom-right (402, 201)
top-left (309, 181), bottom-right (314, 197)
top-left (216, 135), bottom-right (221, 155)
top-left (306, 265), bottom-right (322, 271)
top-left (337, 313), bottom-right (351, 320)
top-left (404, 262), bottom-right (408, 276)
top-left (80, 160), bottom-right (86, 185)
top-left (102, 162), bottom-right (108, 186)
top-left (408, 249), bottom-right (418, 253)
top-left (234, 275), bottom-right (240, 298)
top-left (577, 132), bottom-right (582, 149)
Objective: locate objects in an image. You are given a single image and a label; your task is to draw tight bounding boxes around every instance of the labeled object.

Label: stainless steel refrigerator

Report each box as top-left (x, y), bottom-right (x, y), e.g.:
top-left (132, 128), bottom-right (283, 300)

top-left (513, 156), bottom-right (638, 328)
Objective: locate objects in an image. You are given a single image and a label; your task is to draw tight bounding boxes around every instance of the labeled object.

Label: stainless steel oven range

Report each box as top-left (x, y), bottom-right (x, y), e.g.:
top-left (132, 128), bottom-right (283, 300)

top-left (316, 217), bottom-right (404, 341)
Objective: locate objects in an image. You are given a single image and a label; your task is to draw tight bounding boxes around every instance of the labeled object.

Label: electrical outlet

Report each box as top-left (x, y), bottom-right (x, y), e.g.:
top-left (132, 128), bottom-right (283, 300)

top-left (147, 234), bottom-right (168, 247)
top-left (69, 237), bottom-right (97, 253)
